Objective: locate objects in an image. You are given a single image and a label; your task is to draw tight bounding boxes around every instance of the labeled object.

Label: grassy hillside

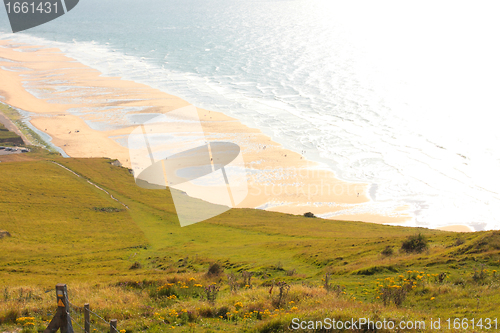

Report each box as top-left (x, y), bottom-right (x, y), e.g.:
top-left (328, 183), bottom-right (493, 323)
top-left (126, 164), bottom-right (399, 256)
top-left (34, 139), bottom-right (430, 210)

top-left (1, 155), bottom-right (499, 332)
top-left (0, 122), bottom-right (24, 146)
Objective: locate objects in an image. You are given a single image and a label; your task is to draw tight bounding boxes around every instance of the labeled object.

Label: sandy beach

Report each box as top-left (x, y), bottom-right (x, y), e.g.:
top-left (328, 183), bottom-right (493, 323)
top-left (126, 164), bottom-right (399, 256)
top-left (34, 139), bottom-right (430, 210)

top-left (0, 39), bottom-right (415, 225)
top-left (437, 225), bottom-right (473, 233)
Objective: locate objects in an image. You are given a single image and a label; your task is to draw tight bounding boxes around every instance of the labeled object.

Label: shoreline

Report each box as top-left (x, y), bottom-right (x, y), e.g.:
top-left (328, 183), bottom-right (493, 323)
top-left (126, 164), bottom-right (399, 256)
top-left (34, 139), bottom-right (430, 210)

top-left (0, 39), bottom-right (421, 227)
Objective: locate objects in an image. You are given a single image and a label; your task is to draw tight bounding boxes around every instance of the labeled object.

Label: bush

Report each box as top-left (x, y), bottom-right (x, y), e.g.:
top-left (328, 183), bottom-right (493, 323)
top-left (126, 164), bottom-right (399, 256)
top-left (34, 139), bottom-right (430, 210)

top-left (216, 306), bottom-right (230, 319)
top-left (129, 262), bottom-right (142, 270)
top-left (207, 262), bottom-right (223, 277)
top-left (401, 234), bottom-right (429, 253)
top-left (454, 237), bottom-right (465, 246)
top-left (197, 306), bottom-right (214, 318)
top-left (381, 246), bottom-right (394, 256)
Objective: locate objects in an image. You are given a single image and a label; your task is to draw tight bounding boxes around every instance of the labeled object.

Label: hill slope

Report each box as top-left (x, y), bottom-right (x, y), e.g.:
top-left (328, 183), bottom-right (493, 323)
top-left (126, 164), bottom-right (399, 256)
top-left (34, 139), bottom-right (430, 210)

top-left (1, 156), bottom-right (499, 332)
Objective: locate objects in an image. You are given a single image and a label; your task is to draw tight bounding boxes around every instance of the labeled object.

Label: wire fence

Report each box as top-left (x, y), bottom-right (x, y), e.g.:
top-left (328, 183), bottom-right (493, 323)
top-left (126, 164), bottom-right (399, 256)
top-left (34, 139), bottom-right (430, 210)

top-left (1, 284), bottom-right (122, 333)
top-left (67, 295), bottom-right (120, 333)
top-left (41, 285), bottom-right (121, 333)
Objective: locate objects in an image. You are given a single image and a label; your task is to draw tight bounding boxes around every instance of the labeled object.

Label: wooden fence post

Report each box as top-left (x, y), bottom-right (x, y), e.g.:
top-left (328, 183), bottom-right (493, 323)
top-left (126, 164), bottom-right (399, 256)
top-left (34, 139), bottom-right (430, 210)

top-left (84, 303), bottom-right (90, 333)
top-left (43, 284), bottom-right (74, 333)
top-left (110, 319), bottom-right (118, 333)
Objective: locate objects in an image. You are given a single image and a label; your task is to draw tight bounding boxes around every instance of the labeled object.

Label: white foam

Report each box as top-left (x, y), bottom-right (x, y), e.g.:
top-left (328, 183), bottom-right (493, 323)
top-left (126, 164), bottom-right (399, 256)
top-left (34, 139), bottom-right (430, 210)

top-left (2, 7), bottom-right (500, 230)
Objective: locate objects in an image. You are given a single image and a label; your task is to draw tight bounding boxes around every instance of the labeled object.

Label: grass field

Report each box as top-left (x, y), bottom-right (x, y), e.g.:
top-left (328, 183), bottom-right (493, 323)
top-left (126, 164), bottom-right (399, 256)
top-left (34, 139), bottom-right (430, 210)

top-left (1, 152), bottom-right (499, 332)
top-left (0, 121), bottom-right (23, 146)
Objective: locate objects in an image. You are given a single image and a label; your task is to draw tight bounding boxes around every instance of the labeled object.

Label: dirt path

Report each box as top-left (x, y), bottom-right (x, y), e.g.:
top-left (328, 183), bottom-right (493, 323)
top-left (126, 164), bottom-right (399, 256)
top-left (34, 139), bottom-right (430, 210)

top-left (0, 108), bottom-right (31, 145)
top-left (51, 161), bottom-right (129, 210)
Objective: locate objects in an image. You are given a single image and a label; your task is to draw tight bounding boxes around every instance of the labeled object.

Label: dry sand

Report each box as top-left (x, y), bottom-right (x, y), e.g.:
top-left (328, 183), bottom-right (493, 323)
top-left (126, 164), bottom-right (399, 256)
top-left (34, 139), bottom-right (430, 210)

top-left (437, 225), bottom-right (474, 233)
top-left (0, 40), bottom-right (415, 225)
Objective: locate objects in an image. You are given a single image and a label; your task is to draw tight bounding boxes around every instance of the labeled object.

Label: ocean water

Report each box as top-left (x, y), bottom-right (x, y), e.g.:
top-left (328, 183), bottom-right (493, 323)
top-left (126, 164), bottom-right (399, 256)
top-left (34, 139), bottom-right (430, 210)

top-left (1, 0), bottom-right (500, 230)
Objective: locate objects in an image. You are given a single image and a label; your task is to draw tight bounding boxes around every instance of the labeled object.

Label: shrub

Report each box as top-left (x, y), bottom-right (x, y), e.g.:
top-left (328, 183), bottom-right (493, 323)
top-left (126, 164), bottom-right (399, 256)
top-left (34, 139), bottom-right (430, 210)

top-left (216, 306), bottom-right (230, 319)
top-left (207, 262), bottom-right (223, 277)
top-left (381, 246), bottom-right (394, 256)
top-left (129, 262), bottom-right (142, 270)
top-left (401, 234), bottom-right (429, 253)
top-left (197, 306), bottom-right (214, 318)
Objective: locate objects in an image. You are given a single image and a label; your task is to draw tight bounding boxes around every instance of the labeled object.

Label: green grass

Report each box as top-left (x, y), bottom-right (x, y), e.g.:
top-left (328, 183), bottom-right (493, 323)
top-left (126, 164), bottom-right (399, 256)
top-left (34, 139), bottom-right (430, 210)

top-left (0, 103), bottom-right (57, 152)
top-left (1, 155), bottom-right (499, 332)
top-left (0, 122), bottom-right (23, 146)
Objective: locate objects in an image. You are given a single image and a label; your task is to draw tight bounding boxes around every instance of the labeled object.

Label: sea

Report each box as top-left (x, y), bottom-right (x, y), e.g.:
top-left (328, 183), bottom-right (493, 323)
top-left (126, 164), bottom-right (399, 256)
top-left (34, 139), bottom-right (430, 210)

top-left (1, 0), bottom-right (499, 230)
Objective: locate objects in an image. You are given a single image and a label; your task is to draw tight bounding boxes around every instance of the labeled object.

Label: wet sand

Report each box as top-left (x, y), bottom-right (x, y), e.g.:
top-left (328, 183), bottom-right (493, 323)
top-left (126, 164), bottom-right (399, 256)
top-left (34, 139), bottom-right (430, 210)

top-left (0, 40), bottom-right (413, 224)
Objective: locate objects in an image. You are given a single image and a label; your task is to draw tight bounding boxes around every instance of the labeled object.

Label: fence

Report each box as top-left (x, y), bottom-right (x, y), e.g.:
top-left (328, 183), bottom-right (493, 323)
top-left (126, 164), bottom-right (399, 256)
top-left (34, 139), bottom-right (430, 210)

top-left (44, 284), bottom-right (119, 333)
